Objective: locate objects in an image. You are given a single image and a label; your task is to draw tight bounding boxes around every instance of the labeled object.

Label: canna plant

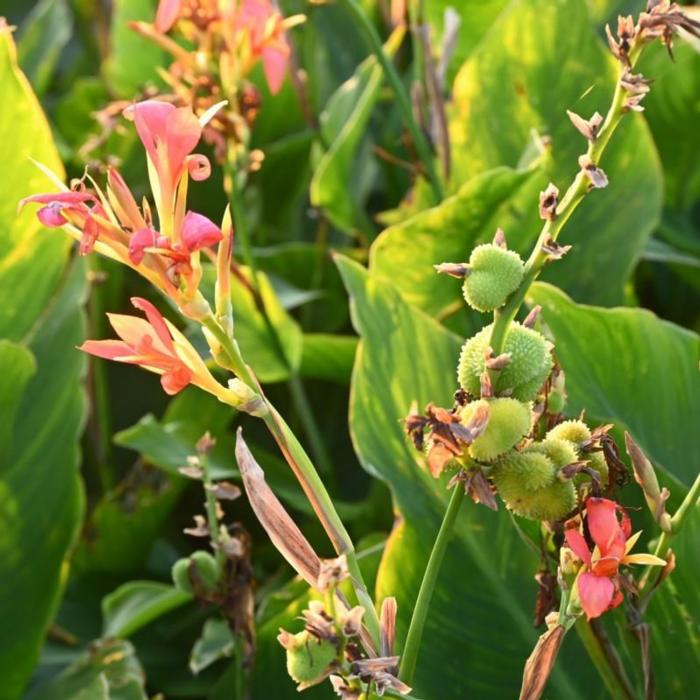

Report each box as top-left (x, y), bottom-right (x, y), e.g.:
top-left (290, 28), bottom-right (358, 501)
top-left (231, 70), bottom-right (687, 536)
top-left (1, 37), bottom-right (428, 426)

top-left (4, 0), bottom-right (700, 699)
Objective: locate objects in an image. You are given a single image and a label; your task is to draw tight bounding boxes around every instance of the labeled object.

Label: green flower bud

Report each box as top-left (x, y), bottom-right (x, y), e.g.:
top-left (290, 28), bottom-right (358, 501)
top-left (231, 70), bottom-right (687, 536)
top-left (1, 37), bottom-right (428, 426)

top-left (546, 419), bottom-right (591, 445)
top-left (285, 632), bottom-right (337, 684)
top-left (458, 323), bottom-right (553, 401)
top-left (463, 244), bottom-right (524, 312)
top-left (492, 450), bottom-right (556, 495)
top-left (461, 398), bottom-right (532, 461)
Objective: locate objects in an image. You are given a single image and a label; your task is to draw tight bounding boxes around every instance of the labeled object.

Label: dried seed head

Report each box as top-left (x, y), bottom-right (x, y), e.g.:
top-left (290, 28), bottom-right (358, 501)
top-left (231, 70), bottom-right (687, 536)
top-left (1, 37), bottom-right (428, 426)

top-left (538, 183), bottom-right (560, 221)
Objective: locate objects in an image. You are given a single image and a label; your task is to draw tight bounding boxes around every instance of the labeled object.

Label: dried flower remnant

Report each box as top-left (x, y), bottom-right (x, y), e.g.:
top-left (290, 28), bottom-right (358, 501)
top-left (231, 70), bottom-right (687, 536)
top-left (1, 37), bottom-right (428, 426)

top-left (565, 498), bottom-right (665, 620)
top-left (538, 183), bottom-right (559, 221)
top-left (566, 110), bottom-right (603, 141)
top-left (578, 154), bottom-right (609, 189)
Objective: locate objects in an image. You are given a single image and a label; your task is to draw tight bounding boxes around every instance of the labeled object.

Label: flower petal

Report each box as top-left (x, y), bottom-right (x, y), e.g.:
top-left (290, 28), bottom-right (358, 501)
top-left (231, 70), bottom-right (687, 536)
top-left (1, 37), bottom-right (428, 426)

top-left (155, 0), bottom-right (182, 32)
top-left (578, 572), bottom-right (615, 620)
top-left (128, 227), bottom-right (159, 265)
top-left (160, 364), bottom-right (192, 394)
top-left (165, 107), bottom-right (202, 176)
top-left (37, 203), bottom-right (67, 227)
top-left (79, 339), bottom-right (133, 361)
top-left (623, 553), bottom-right (667, 566)
top-left (20, 191), bottom-right (93, 207)
top-left (586, 497), bottom-right (622, 555)
top-left (130, 297), bottom-right (176, 354)
top-left (186, 154), bottom-right (211, 181)
top-left (125, 100), bottom-right (175, 166)
top-left (106, 313), bottom-right (167, 354)
top-left (565, 528), bottom-right (592, 567)
top-left (180, 211), bottom-right (223, 251)
top-left (261, 43), bottom-right (288, 94)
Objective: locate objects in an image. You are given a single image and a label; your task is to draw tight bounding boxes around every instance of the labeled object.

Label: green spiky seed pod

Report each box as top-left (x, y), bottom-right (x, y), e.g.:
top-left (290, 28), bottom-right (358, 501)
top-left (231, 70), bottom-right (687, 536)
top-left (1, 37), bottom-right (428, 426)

top-left (546, 419), bottom-right (591, 446)
top-left (285, 632), bottom-right (337, 684)
top-left (458, 323), bottom-right (553, 401)
top-left (492, 451), bottom-right (556, 496)
top-left (499, 477), bottom-right (577, 522)
top-left (529, 437), bottom-right (578, 469)
top-left (171, 557), bottom-right (193, 594)
top-left (461, 398), bottom-right (532, 461)
top-left (462, 244), bottom-right (524, 312)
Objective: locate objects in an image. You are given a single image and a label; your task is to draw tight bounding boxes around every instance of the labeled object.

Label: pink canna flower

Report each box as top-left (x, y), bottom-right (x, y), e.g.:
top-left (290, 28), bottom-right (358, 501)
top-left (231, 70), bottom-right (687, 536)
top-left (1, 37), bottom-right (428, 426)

top-left (565, 497), bottom-right (666, 620)
top-left (236, 0), bottom-right (292, 94)
top-left (80, 297), bottom-right (225, 397)
top-left (123, 100), bottom-right (211, 236)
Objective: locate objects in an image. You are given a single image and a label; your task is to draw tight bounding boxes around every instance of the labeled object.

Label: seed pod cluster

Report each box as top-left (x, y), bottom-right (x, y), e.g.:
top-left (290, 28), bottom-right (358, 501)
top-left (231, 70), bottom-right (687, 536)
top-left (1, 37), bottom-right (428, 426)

top-left (172, 550), bottom-right (221, 594)
top-left (458, 322), bottom-right (553, 401)
top-left (285, 631), bottom-right (337, 684)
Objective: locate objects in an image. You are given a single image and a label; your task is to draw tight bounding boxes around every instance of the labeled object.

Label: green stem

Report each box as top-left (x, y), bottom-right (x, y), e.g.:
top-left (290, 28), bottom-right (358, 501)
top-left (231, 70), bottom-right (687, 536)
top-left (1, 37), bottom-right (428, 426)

top-left (200, 449), bottom-right (226, 568)
top-left (488, 43), bottom-right (644, 356)
top-left (575, 618), bottom-right (636, 700)
top-left (337, 0), bottom-right (443, 203)
top-left (225, 166), bottom-right (334, 476)
top-left (639, 471), bottom-right (700, 591)
top-left (399, 485), bottom-right (465, 685)
top-left (201, 314), bottom-right (381, 646)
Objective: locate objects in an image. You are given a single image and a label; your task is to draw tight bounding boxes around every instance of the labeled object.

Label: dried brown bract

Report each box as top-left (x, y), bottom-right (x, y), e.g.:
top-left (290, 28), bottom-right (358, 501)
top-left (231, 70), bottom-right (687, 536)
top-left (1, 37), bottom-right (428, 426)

top-left (538, 183), bottom-right (559, 221)
top-left (541, 235), bottom-right (572, 261)
top-left (566, 110), bottom-right (603, 141)
top-left (578, 155), bottom-right (609, 189)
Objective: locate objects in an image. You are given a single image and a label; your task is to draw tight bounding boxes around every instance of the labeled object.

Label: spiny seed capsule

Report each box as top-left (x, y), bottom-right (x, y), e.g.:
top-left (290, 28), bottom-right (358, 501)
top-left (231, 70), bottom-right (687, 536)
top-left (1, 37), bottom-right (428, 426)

top-left (463, 244), bottom-right (525, 312)
top-left (458, 322), bottom-right (553, 401)
top-left (171, 551), bottom-right (220, 594)
top-left (492, 450), bottom-right (556, 494)
top-left (460, 398), bottom-right (532, 461)
top-left (529, 437), bottom-right (578, 469)
top-left (497, 475), bottom-right (577, 521)
top-left (546, 419), bottom-right (591, 445)
top-left (285, 632), bottom-right (337, 684)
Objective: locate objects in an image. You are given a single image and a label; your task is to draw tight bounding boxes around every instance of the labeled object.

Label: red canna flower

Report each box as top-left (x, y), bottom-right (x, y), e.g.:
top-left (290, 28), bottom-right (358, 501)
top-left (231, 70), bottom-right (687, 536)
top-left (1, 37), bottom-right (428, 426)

top-left (565, 497), bottom-right (666, 620)
top-left (80, 297), bottom-right (225, 397)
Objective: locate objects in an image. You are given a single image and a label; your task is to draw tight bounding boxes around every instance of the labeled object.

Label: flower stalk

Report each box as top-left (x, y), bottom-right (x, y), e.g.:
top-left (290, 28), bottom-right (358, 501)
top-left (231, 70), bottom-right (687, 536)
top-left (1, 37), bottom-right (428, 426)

top-left (398, 483), bottom-right (465, 685)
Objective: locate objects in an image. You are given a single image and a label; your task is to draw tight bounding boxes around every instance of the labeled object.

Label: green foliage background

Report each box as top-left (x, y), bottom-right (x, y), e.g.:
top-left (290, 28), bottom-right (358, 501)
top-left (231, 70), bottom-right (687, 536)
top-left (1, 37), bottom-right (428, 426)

top-left (0, 0), bottom-right (697, 698)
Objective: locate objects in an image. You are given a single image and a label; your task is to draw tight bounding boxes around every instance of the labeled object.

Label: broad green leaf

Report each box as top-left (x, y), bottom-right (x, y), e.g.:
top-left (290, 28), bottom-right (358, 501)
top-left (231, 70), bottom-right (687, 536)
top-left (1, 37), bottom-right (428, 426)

top-left (28, 638), bottom-right (146, 700)
top-left (0, 341), bottom-right (35, 460)
top-left (642, 237), bottom-right (700, 270)
top-left (639, 40), bottom-right (700, 211)
top-left (189, 618), bottom-right (235, 674)
top-left (310, 29), bottom-right (403, 234)
top-left (72, 468), bottom-right (185, 574)
top-left (529, 282), bottom-right (700, 486)
top-left (337, 256), bottom-right (599, 697)
top-left (299, 334), bottom-right (357, 384)
top-left (371, 165), bottom-right (538, 322)
top-left (17, 0), bottom-right (72, 95)
top-left (102, 581), bottom-right (191, 638)
top-left (449, 0), bottom-right (662, 305)
top-left (0, 27), bottom-right (86, 699)
top-left (103, 0), bottom-right (165, 98)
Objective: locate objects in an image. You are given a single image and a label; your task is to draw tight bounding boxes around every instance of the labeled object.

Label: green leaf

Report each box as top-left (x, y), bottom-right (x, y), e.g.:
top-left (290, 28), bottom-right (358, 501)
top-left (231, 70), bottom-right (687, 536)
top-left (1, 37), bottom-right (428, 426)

top-left (28, 638), bottom-right (146, 700)
top-left (102, 581), bottom-right (191, 638)
top-left (310, 29), bottom-right (403, 234)
top-left (299, 334), bottom-right (357, 384)
top-left (371, 165), bottom-right (537, 322)
top-left (17, 0), bottom-right (72, 95)
top-left (529, 282), bottom-right (700, 486)
top-left (0, 26), bottom-right (86, 699)
top-left (103, 0), bottom-right (166, 98)
top-left (189, 618), bottom-right (235, 675)
top-left (337, 256), bottom-right (598, 697)
top-left (449, 0), bottom-right (662, 305)
top-left (639, 40), bottom-right (700, 211)
top-left (642, 237), bottom-right (700, 270)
